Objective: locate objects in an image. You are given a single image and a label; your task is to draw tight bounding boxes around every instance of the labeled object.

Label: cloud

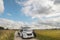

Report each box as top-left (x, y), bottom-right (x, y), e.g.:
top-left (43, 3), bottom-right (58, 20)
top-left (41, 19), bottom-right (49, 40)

top-left (28, 20), bottom-right (60, 29)
top-left (36, 16), bottom-right (60, 29)
top-left (16, 0), bottom-right (60, 18)
top-left (0, 0), bottom-right (4, 13)
top-left (29, 12), bottom-right (60, 29)
top-left (0, 17), bottom-right (60, 29)
top-left (16, 0), bottom-right (60, 29)
top-left (0, 18), bottom-right (25, 29)
top-left (54, 0), bottom-right (60, 4)
top-left (52, 0), bottom-right (60, 13)
top-left (16, 0), bottom-right (55, 18)
top-left (7, 13), bottom-right (12, 16)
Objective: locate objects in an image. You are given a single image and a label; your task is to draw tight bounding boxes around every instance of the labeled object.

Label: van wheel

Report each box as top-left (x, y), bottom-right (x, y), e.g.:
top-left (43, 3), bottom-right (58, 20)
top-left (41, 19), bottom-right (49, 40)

top-left (33, 32), bottom-right (36, 38)
top-left (22, 34), bottom-right (24, 39)
top-left (18, 32), bottom-right (20, 37)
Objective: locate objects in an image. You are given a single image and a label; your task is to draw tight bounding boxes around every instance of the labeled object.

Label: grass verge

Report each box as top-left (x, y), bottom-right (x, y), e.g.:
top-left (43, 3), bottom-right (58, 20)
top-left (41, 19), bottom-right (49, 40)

top-left (35, 30), bottom-right (60, 40)
top-left (0, 30), bottom-right (15, 40)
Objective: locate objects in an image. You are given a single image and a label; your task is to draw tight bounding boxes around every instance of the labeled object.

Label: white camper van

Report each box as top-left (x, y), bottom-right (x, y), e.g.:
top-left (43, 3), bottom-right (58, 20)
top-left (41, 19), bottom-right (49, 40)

top-left (18, 27), bottom-right (35, 39)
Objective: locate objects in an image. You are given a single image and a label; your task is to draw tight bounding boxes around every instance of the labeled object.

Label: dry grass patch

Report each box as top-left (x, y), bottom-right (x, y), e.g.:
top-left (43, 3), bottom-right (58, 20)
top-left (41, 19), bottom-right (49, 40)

top-left (0, 30), bottom-right (15, 40)
top-left (35, 30), bottom-right (60, 40)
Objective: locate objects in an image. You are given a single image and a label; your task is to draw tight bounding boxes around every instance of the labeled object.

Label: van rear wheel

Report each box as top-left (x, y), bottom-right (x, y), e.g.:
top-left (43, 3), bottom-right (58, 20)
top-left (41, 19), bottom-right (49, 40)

top-left (18, 32), bottom-right (20, 37)
top-left (33, 32), bottom-right (36, 38)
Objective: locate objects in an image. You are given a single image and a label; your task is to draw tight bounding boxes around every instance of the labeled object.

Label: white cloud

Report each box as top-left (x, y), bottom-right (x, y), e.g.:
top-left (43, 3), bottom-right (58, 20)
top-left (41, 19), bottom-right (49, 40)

top-left (7, 13), bottom-right (12, 16)
top-left (16, 0), bottom-right (60, 29)
top-left (16, 0), bottom-right (55, 18)
top-left (0, 18), bottom-right (25, 29)
top-left (0, 0), bottom-right (4, 13)
top-left (0, 17), bottom-right (60, 29)
top-left (16, 0), bottom-right (60, 18)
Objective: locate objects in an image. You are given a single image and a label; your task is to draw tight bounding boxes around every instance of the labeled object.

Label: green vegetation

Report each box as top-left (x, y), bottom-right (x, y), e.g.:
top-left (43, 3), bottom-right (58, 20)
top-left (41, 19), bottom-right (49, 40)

top-left (0, 27), bottom-right (4, 30)
top-left (0, 29), bottom-right (60, 40)
top-left (0, 30), bottom-right (15, 40)
top-left (35, 30), bottom-right (60, 40)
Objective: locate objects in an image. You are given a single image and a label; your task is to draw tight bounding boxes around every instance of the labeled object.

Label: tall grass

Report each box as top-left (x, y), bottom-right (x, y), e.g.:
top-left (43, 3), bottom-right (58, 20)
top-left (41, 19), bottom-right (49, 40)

top-left (0, 30), bottom-right (15, 40)
top-left (35, 30), bottom-right (60, 40)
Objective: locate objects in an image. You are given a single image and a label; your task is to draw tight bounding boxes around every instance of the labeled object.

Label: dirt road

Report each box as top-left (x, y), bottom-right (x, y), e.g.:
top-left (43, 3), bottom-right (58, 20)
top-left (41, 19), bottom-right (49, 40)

top-left (14, 31), bottom-right (38, 40)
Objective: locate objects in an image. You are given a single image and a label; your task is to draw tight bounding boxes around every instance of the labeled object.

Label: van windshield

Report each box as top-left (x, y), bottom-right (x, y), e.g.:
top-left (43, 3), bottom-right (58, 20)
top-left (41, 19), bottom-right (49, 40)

top-left (23, 29), bottom-right (32, 31)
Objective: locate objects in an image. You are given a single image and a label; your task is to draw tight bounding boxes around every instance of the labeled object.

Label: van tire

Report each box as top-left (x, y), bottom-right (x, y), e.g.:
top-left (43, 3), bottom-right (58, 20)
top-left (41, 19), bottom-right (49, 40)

top-left (33, 32), bottom-right (36, 38)
top-left (18, 32), bottom-right (20, 37)
top-left (22, 34), bottom-right (24, 39)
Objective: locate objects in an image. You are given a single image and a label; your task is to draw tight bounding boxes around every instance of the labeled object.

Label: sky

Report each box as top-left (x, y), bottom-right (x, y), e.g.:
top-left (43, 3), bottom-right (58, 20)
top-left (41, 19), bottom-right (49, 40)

top-left (0, 0), bottom-right (33, 23)
top-left (0, 0), bottom-right (60, 29)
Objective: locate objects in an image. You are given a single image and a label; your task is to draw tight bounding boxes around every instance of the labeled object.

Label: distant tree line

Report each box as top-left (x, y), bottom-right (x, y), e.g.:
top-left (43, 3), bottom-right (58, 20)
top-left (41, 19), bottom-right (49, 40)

top-left (0, 26), bottom-right (9, 30)
top-left (0, 26), bottom-right (4, 30)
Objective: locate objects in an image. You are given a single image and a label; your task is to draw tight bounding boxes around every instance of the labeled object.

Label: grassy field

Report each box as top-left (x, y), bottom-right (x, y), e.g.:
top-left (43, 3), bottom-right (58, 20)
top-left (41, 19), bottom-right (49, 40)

top-left (0, 30), bottom-right (15, 40)
top-left (0, 29), bottom-right (60, 40)
top-left (35, 30), bottom-right (60, 40)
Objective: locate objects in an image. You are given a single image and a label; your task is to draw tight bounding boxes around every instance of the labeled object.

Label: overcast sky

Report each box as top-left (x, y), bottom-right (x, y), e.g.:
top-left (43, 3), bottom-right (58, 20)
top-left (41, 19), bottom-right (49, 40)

top-left (0, 0), bottom-right (60, 29)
